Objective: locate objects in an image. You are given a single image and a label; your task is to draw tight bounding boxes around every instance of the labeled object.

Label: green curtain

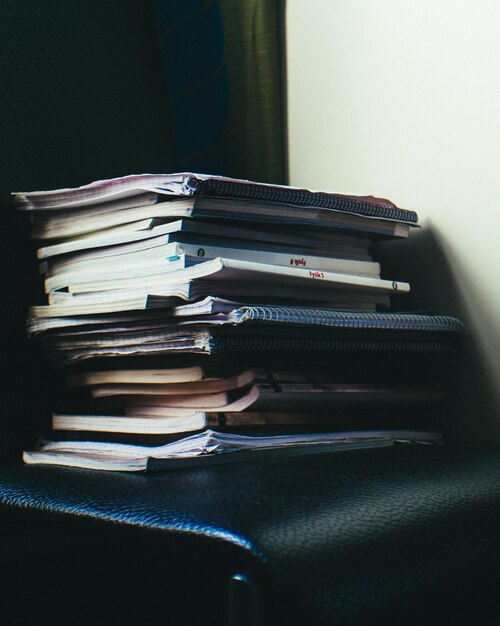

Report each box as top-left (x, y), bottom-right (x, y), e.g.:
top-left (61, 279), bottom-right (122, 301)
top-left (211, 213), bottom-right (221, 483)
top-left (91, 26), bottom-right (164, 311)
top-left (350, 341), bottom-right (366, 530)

top-left (218, 0), bottom-right (286, 184)
top-left (154, 0), bottom-right (287, 184)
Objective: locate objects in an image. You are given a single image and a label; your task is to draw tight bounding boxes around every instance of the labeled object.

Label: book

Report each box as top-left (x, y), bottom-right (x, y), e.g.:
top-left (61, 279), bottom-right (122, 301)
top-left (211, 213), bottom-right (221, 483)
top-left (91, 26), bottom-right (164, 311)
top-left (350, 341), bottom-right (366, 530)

top-left (42, 307), bottom-right (463, 348)
top-left (36, 218), bottom-right (373, 261)
top-left (86, 370), bottom-right (255, 397)
top-left (52, 412), bottom-right (206, 435)
top-left (41, 238), bottom-right (380, 279)
top-left (41, 256), bottom-right (409, 295)
top-left (49, 332), bottom-right (458, 364)
top-left (67, 365), bottom-right (450, 404)
top-left (14, 172), bottom-right (418, 227)
top-left (110, 387), bottom-right (258, 415)
top-left (29, 286), bottom-right (390, 320)
top-left (22, 429), bottom-right (442, 472)
top-left (37, 307), bottom-right (462, 364)
top-left (45, 413), bottom-right (440, 445)
top-left (27, 297), bottom-right (242, 333)
top-left (49, 365), bottom-right (450, 439)
top-left (30, 195), bottom-right (412, 240)
top-left (17, 174), bottom-right (463, 475)
top-left (42, 247), bottom-right (194, 293)
top-left (113, 382), bottom-right (449, 414)
top-left (66, 365), bottom-right (205, 386)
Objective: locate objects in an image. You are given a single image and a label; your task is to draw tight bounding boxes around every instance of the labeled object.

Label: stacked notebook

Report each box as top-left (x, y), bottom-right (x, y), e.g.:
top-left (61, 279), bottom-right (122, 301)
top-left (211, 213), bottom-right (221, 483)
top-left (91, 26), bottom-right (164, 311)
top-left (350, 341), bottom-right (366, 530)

top-left (14, 173), bottom-right (462, 471)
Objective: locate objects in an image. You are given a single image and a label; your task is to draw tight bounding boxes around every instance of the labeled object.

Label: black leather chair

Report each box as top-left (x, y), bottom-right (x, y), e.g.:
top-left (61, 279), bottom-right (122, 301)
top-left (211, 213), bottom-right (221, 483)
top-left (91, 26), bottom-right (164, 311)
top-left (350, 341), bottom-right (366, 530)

top-left (2, 448), bottom-right (500, 625)
top-left (2, 2), bottom-right (500, 624)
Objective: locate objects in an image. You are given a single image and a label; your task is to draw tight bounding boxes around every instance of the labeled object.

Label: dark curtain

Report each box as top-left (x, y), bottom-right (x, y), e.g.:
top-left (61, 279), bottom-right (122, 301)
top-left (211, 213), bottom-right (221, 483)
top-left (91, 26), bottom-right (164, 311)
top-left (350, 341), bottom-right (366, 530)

top-left (219, 0), bottom-right (287, 184)
top-left (155, 0), bottom-right (287, 184)
top-left (0, 0), bottom-right (286, 462)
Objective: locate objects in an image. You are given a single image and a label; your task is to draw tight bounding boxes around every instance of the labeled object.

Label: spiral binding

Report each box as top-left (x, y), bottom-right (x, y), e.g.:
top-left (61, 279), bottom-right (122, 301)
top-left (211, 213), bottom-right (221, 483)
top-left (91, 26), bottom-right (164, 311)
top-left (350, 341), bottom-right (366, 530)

top-left (191, 178), bottom-right (418, 224)
top-left (209, 335), bottom-right (456, 354)
top-left (234, 307), bottom-right (463, 333)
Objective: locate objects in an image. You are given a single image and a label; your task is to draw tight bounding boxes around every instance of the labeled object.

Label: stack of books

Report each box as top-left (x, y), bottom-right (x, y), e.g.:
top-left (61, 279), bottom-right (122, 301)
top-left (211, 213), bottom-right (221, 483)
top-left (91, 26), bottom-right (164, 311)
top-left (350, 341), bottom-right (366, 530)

top-left (14, 173), bottom-right (462, 471)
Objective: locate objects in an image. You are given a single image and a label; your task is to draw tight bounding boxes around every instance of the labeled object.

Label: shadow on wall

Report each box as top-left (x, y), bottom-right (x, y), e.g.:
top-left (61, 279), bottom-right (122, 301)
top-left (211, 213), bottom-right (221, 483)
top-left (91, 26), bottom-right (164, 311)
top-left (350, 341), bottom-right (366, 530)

top-left (377, 227), bottom-right (500, 446)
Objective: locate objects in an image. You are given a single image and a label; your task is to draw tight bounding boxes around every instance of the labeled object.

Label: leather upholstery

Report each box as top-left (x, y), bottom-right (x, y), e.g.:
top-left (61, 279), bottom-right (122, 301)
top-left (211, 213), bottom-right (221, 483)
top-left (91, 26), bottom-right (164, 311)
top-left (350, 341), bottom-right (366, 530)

top-left (1, 445), bottom-right (500, 624)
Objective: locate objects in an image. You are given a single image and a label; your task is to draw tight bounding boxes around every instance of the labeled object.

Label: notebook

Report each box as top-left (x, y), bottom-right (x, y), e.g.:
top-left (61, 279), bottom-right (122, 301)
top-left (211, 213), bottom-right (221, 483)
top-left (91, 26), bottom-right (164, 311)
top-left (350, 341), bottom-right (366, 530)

top-left (40, 308), bottom-right (462, 365)
top-left (23, 429), bottom-right (442, 472)
top-left (14, 172), bottom-right (418, 226)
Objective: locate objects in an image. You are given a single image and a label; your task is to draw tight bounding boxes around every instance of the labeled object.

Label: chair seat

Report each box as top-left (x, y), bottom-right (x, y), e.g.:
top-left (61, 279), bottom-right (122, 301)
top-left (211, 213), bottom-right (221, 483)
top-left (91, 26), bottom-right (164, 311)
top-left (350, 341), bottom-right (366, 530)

top-left (0, 445), bottom-right (500, 625)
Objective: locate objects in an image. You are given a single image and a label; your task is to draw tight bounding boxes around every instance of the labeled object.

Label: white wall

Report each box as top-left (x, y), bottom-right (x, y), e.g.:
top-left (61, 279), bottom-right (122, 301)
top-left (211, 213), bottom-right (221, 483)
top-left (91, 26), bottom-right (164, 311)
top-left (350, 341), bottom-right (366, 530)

top-left (286, 0), bottom-right (500, 441)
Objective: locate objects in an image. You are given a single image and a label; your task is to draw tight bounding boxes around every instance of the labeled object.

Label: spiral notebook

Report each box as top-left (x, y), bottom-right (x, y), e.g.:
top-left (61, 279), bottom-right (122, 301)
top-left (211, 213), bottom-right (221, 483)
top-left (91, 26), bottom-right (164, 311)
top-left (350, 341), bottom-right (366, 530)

top-left (14, 172), bottom-right (418, 226)
top-left (229, 306), bottom-right (463, 333)
top-left (41, 307), bottom-right (463, 364)
top-left (206, 308), bottom-right (463, 355)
